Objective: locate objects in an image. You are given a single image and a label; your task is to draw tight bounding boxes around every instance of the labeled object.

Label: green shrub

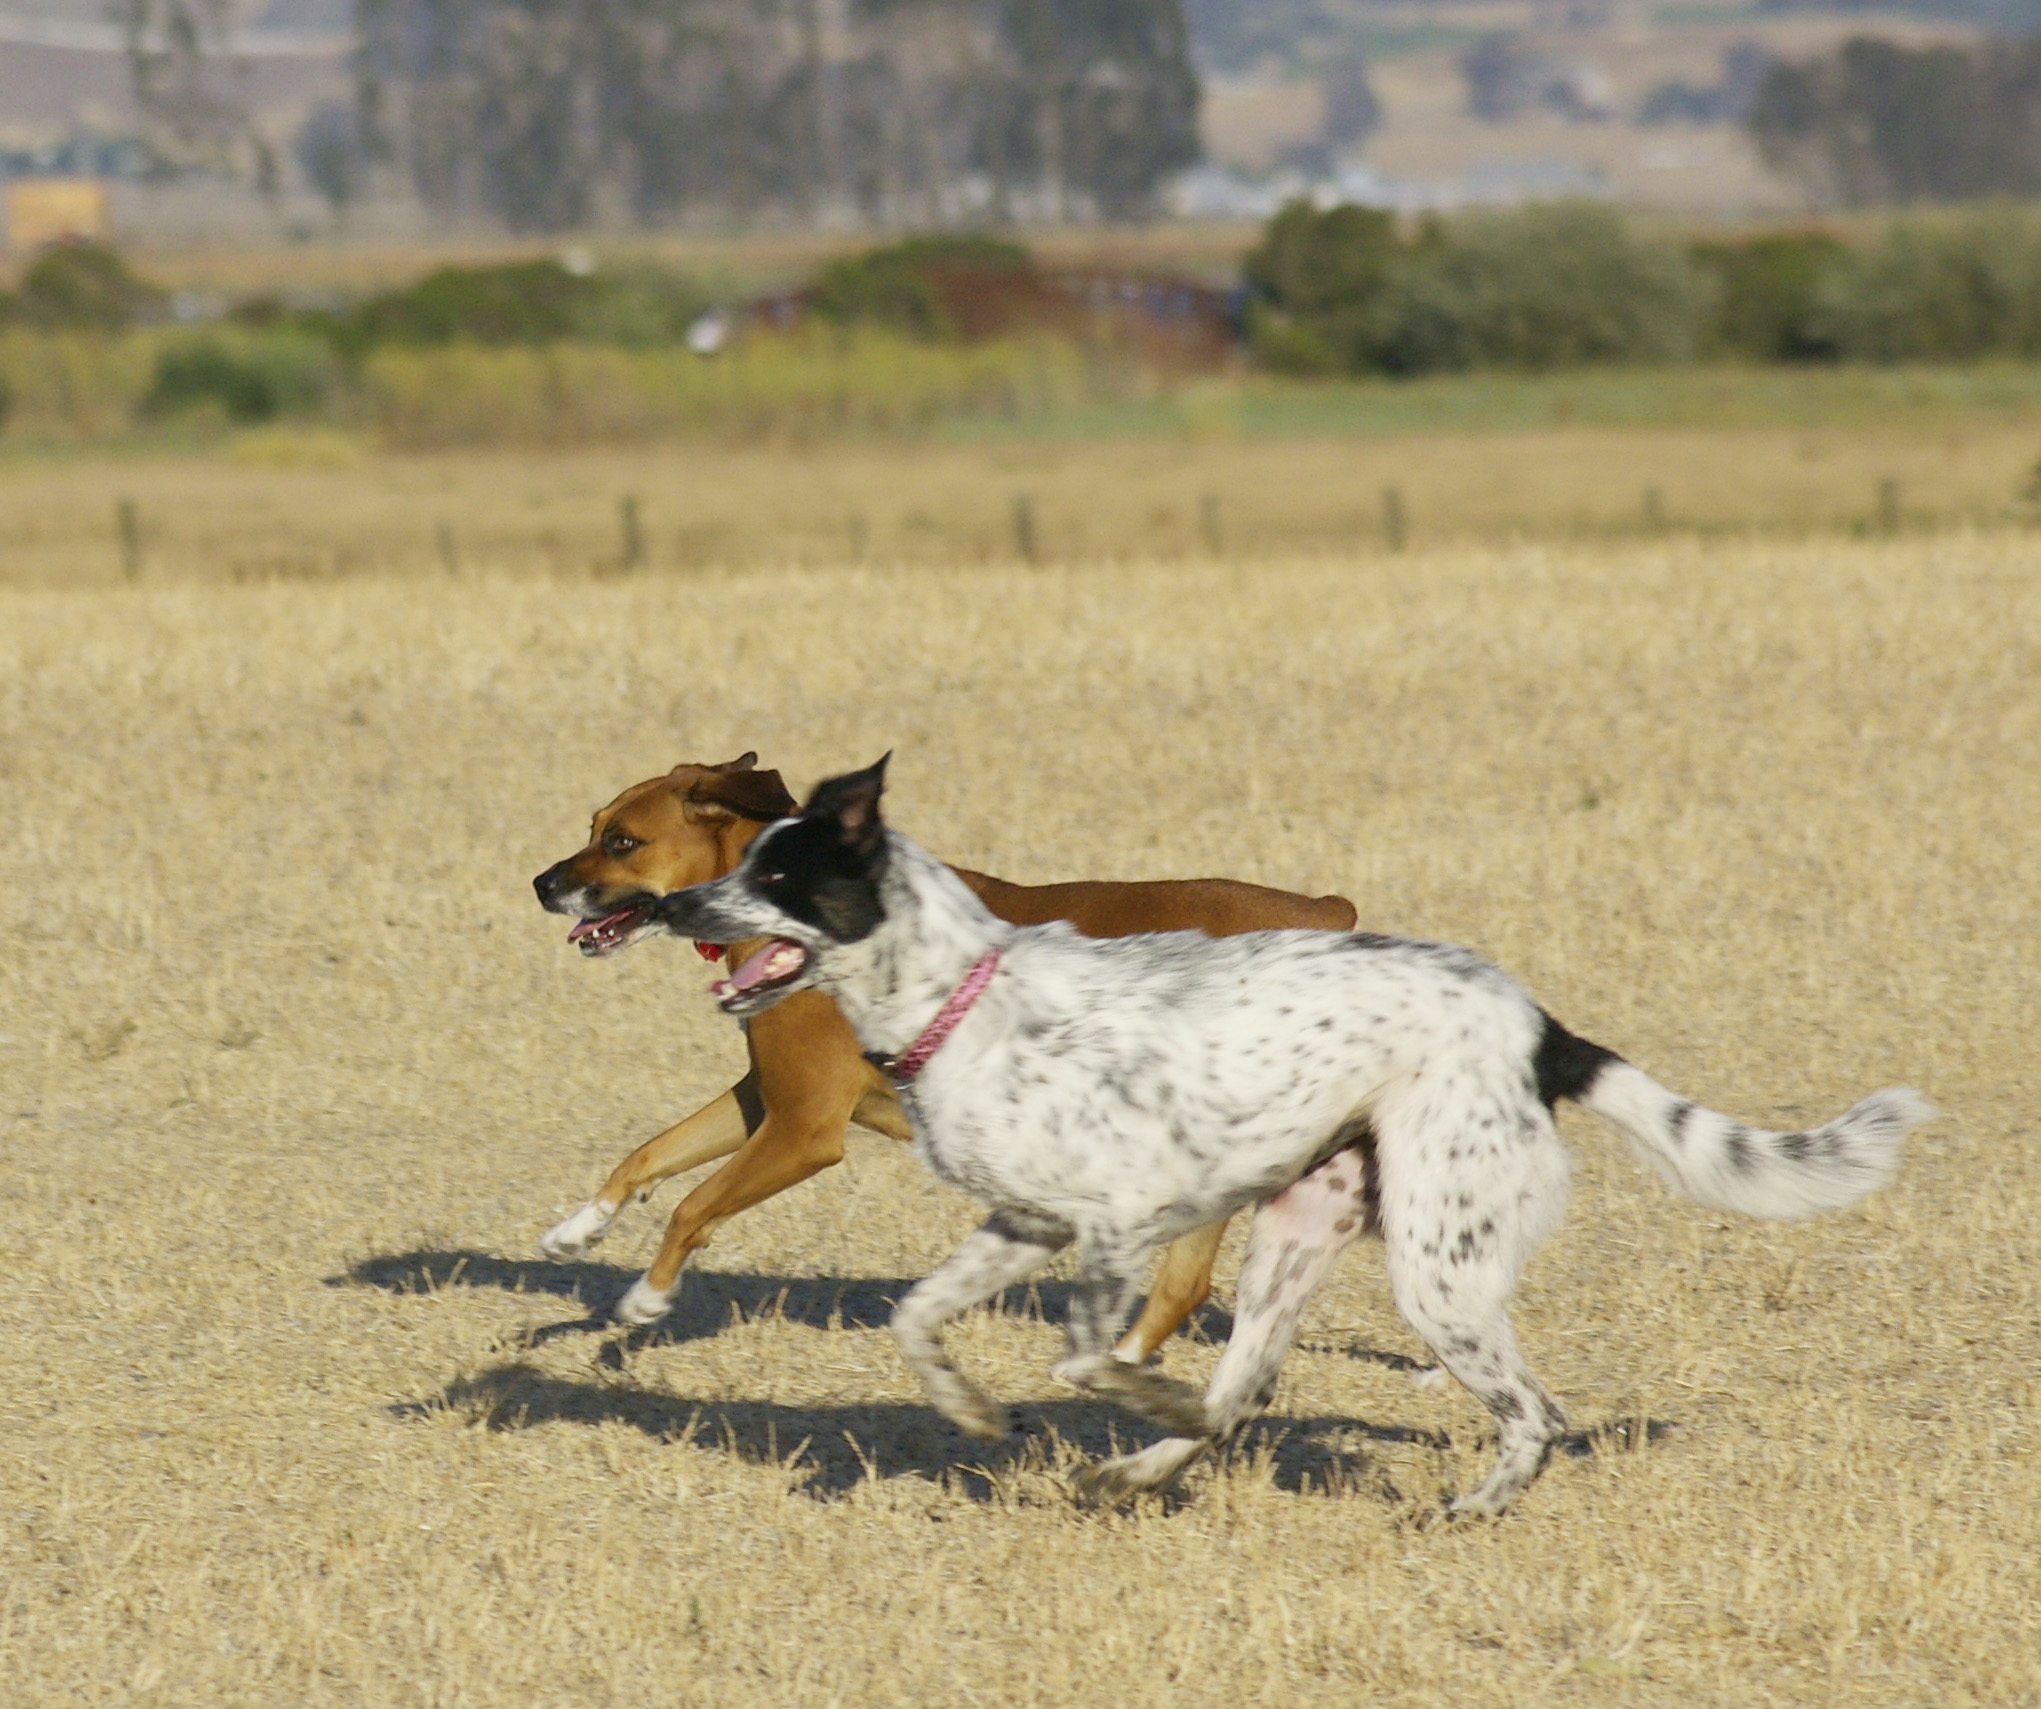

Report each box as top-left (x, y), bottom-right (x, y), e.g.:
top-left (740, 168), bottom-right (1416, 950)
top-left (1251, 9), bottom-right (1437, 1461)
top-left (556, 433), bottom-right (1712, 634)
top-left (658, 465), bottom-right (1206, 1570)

top-left (145, 333), bottom-right (335, 423)
top-left (1690, 232), bottom-right (1846, 361)
top-left (566, 264), bottom-right (716, 346)
top-left (1814, 207), bottom-right (2041, 362)
top-left (0, 328), bottom-right (156, 434)
top-left (346, 260), bottom-right (604, 349)
top-left (10, 243), bottom-right (165, 332)
top-left (1371, 203), bottom-right (1701, 374)
top-left (1241, 201), bottom-right (1399, 374)
top-left (336, 258), bottom-right (720, 354)
top-left (1238, 201), bottom-right (1698, 376)
top-left (810, 236), bottom-right (1034, 339)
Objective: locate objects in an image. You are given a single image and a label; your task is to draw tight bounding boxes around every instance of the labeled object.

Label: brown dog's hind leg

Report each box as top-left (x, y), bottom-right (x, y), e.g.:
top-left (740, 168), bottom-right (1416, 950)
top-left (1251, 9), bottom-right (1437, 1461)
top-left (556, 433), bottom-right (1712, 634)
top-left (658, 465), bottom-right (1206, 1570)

top-left (539, 1085), bottom-right (752, 1261)
top-left (1112, 1219), bottom-right (1228, 1364)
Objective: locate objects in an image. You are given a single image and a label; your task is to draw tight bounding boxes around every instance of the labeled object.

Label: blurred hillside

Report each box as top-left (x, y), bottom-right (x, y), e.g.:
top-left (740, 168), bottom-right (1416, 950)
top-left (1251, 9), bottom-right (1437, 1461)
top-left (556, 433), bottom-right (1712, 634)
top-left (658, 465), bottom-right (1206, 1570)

top-left (2, 0), bottom-right (2039, 237)
top-left (1184, 0), bottom-right (1986, 216)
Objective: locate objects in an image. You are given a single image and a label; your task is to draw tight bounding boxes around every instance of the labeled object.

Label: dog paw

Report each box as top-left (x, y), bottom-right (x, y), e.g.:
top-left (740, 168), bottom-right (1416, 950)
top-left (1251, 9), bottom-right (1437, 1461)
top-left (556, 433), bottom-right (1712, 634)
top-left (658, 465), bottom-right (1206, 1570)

top-left (1444, 1485), bottom-right (1511, 1520)
top-left (940, 1386), bottom-right (1012, 1442)
top-left (1059, 1357), bottom-right (1209, 1436)
top-left (539, 1201), bottom-right (616, 1262)
top-left (1071, 1458), bottom-right (1142, 1507)
top-left (1072, 1436), bottom-right (1206, 1506)
top-left (614, 1274), bottom-right (678, 1326)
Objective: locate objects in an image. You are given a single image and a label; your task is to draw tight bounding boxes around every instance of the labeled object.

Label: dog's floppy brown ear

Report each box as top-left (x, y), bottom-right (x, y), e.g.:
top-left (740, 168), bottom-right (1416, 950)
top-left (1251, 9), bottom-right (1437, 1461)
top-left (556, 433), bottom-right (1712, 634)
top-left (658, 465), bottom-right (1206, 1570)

top-left (683, 763), bottom-right (796, 823)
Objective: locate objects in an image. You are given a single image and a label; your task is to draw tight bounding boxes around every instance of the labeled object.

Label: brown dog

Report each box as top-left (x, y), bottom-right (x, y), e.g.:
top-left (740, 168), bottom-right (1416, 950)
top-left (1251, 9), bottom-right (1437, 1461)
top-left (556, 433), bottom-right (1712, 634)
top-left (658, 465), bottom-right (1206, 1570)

top-left (533, 754), bottom-right (1359, 1357)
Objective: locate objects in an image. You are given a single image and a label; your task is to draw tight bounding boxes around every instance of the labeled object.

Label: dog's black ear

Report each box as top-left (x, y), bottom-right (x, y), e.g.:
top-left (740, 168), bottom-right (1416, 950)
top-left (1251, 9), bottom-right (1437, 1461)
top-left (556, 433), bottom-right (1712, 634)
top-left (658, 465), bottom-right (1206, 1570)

top-left (684, 763), bottom-right (796, 823)
top-left (804, 755), bottom-right (889, 860)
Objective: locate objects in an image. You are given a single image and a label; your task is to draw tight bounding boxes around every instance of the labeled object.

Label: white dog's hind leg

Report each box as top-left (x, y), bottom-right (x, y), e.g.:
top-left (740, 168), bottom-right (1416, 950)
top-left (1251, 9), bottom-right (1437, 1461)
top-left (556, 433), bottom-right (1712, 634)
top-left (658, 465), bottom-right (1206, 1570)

top-left (894, 1208), bottom-right (1071, 1440)
top-left (1412, 1305), bottom-right (1565, 1518)
top-left (1378, 1093), bottom-right (1570, 1517)
top-left (1078, 1145), bottom-right (1373, 1499)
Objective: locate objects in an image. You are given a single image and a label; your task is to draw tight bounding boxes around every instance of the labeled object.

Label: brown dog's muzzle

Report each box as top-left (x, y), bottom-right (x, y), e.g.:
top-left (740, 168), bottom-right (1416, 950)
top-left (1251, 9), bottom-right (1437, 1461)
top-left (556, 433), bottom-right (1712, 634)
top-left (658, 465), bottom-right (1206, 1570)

top-left (533, 860), bottom-right (574, 909)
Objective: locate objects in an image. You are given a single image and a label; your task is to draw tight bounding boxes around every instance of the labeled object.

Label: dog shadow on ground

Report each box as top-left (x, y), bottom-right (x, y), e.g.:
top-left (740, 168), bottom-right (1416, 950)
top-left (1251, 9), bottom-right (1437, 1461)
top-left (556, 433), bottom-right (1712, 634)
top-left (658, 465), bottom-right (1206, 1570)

top-left (392, 1358), bottom-right (1454, 1504)
top-left (345, 1248), bottom-right (1673, 1504)
top-left (330, 1245), bottom-right (1238, 1357)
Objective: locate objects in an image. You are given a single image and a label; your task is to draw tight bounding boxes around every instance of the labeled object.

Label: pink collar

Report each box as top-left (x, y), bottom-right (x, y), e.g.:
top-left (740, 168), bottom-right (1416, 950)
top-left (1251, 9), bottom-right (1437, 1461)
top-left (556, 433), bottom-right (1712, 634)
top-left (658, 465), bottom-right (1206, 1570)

top-left (874, 946), bottom-right (1002, 1084)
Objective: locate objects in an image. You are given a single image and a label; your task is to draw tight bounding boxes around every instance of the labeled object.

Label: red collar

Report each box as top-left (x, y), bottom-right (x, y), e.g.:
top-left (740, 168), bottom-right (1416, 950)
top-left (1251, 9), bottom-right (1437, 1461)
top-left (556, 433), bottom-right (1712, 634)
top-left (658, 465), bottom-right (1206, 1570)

top-left (694, 941), bottom-right (725, 961)
top-left (871, 946), bottom-right (1002, 1085)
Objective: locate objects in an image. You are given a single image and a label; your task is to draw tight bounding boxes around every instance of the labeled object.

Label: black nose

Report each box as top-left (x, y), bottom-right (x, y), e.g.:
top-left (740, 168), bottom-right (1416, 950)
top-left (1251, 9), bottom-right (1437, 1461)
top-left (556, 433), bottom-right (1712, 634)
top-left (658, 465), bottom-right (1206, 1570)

top-left (533, 863), bottom-right (566, 905)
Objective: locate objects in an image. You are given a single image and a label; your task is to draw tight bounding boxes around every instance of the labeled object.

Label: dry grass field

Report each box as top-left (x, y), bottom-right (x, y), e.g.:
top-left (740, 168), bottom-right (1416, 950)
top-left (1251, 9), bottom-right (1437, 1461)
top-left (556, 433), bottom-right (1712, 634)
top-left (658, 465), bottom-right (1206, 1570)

top-left (7, 396), bottom-right (2041, 590)
top-left (1, 458), bottom-right (2037, 1705)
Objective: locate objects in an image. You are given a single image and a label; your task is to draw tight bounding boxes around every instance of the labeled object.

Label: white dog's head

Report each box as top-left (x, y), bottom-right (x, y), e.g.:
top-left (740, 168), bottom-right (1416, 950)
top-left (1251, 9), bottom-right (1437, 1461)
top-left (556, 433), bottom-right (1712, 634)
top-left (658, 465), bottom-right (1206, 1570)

top-left (651, 756), bottom-right (892, 1018)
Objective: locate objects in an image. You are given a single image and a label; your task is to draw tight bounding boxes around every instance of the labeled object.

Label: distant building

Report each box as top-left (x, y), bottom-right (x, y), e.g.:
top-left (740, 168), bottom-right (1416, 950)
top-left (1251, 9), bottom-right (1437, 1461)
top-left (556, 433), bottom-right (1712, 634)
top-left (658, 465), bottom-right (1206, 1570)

top-left (6, 177), bottom-right (109, 250)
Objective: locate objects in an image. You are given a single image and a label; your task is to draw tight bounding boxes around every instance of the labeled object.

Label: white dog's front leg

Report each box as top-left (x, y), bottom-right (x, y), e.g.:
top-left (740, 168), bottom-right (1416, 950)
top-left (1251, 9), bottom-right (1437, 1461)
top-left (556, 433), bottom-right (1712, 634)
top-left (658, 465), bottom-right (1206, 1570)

top-left (538, 1199), bottom-right (619, 1262)
top-left (892, 1209), bottom-right (1069, 1439)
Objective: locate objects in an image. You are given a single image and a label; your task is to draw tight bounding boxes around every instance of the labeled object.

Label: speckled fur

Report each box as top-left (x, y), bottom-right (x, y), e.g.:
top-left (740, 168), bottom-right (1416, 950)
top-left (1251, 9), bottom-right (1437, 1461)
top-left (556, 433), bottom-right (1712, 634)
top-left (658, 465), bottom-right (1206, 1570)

top-left (654, 766), bottom-right (1932, 1517)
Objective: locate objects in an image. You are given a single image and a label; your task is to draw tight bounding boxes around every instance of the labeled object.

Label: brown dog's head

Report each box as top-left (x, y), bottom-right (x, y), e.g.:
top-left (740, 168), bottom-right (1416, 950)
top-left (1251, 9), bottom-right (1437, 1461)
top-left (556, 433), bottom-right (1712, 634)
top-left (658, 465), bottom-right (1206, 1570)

top-left (532, 752), bottom-right (797, 957)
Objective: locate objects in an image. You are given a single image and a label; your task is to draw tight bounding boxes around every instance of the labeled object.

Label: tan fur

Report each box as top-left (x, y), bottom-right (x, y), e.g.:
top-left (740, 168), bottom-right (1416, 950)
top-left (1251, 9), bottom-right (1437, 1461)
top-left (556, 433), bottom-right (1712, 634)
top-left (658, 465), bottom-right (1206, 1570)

top-left (550, 754), bottom-right (1358, 1360)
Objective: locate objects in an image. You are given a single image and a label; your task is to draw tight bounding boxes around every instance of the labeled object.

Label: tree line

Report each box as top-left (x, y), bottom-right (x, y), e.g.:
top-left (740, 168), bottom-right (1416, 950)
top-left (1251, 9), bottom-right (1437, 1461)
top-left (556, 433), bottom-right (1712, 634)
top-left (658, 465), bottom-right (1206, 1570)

top-left (116, 0), bottom-right (1198, 231)
top-left (1242, 198), bottom-right (2041, 374)
top-left (1751, 34), bottom-right (2041, 207)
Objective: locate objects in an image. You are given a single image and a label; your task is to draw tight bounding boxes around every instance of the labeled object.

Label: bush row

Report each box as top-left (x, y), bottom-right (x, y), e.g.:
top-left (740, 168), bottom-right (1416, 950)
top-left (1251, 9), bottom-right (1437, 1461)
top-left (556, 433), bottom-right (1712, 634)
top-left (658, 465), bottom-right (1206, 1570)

top-left (10, 208), bottom-right (2041, 436)
top-left (1244, 200), bottom-right (2041, 373)
top-left (0, 325), bottom-right (1101, 445)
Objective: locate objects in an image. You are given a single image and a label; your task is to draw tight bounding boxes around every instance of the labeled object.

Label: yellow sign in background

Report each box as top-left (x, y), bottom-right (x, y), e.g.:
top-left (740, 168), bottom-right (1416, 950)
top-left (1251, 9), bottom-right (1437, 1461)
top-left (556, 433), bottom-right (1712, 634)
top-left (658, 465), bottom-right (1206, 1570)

top-left (6, 178), bottom-right (110, 251)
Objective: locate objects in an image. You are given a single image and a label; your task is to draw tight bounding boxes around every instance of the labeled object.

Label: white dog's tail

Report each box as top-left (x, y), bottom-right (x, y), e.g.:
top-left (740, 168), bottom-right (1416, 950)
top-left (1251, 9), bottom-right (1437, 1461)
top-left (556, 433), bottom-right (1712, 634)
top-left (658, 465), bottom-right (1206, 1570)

top-left (1537, 1013), bottom-right (1933, 1220)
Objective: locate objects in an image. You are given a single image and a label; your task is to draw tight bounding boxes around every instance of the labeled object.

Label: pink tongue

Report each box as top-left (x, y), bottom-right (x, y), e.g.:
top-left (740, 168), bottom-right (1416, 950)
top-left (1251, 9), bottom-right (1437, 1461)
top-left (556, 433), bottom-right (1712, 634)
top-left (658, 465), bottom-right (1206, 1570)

top-left (723, 938), bottom-right (803, 992)
top-left (569, 907), bottom-right (637, 943)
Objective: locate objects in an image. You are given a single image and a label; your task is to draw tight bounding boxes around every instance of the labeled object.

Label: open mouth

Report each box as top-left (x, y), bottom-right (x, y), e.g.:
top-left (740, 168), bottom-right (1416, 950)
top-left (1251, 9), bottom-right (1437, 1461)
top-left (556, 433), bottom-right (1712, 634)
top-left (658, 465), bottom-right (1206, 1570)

top-left (566, 901), bottom-right (656, 957)
top-left (710, 938), bottom-right (809, 1010)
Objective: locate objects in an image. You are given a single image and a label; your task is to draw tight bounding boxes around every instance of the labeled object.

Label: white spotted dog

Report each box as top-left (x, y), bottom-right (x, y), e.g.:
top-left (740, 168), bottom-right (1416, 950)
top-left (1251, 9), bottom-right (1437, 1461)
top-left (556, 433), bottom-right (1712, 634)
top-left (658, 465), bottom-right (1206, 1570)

top-left (648, 758), bottom-right (1932, 1518)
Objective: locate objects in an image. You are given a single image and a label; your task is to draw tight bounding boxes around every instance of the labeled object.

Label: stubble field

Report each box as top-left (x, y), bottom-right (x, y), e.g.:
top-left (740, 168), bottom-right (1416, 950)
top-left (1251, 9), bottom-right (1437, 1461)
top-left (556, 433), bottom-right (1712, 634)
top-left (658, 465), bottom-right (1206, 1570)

top-left (0, 452), bottom-right (2037, 1707)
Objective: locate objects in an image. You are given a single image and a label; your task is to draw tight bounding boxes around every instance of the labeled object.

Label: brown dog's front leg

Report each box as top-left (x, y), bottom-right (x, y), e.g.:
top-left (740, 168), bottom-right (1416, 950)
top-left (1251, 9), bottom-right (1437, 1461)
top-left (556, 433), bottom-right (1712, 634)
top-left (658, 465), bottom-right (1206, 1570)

top-left (613, 1085), bottom-right (864, 1325)
top-left (1113, 1218), bottom-right (1229, 1363)
top-left (538, 1086), bottom-right (753, 1262)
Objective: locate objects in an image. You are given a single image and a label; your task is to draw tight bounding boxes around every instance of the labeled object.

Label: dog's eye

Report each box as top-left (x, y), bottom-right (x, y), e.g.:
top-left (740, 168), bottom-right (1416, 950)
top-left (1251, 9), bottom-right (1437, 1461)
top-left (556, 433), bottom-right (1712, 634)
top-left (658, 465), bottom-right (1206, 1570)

top-left (604, 834), bottom-right (640, 858)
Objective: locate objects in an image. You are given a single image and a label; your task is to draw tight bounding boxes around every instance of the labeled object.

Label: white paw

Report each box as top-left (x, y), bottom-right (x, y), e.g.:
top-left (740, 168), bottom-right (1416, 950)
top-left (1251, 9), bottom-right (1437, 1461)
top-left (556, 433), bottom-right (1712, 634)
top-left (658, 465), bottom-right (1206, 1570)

top-left (1410, 1365), bottom-right (1448, 1391)
top-left (936, 1383), bottom-right (1010, 1441)
top-left (1051, 1352), bottom-right (1115, 1386)
top-left (614, 1274), bottom-right (678, 1326)
top-left (538, 1200), bottom-right (616, 1262)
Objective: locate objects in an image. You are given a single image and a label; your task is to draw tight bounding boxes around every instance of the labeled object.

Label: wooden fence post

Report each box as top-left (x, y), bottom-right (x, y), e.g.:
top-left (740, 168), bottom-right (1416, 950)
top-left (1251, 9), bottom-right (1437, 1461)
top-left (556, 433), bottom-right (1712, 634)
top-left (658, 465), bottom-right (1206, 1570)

top-left (619, 494), bottom-right (645, 571)
top-left (116, 497), bottom-right (142, 580)
top-left (1013, 493), bottom-right (1037, 563)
